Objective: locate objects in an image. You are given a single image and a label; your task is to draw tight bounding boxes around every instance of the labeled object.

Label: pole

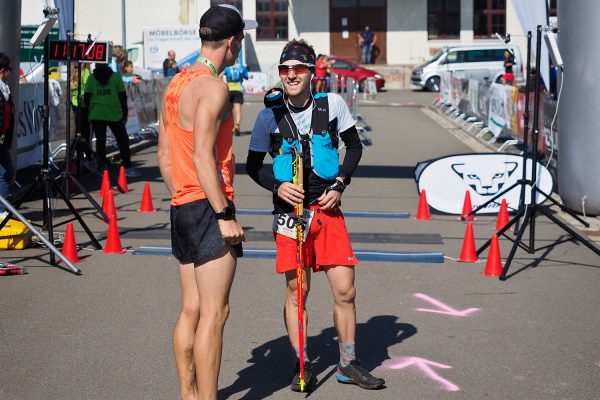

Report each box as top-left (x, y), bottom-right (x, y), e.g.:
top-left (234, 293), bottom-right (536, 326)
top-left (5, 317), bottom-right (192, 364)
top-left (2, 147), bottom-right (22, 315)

top-left (121, 0), bottom-right (127, 48)
top-left (292, 147), bottom-right (305, 392)
top-left (528, 26), bottom-right (543, 252)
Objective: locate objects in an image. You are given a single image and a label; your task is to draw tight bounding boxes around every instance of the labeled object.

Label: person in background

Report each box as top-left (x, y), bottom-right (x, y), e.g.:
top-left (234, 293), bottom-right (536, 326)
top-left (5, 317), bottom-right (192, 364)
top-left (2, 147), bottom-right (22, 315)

top-left (84, 63), bottom-right (141, 177)
top-left (223, 58), bottom-right (248, 135)
top-left (70, 63), bottom-right (93, 161)
top-left (163, 50), bottom-right (180, 77)
top-left (122, 60), bottom-right (142, 84)
top-left (357, 26), bottom-right (376, 65)
top-left (315, 54), bottom-right (332, 93)
top-left (0, 53), bottom-right (16, 219)
top-left (502, 50), bottom-right (515, 85)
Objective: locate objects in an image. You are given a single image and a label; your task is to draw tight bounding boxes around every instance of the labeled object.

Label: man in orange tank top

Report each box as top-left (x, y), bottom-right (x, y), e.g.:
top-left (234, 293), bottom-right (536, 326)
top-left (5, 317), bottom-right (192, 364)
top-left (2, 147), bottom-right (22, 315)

top-left (157, 5), bottom-right (256, 400)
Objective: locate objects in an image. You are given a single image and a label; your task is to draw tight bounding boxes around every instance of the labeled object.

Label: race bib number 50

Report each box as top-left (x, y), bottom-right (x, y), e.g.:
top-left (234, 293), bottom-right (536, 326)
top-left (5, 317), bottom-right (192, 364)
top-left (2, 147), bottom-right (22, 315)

top-left (273, 210), bottom-right (314, 240)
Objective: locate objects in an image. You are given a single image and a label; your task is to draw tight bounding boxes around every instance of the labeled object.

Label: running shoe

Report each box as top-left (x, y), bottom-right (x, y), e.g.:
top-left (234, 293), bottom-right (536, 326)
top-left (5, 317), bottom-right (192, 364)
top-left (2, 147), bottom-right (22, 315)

top-left (290, 360), bottom-right (316, 392)
top-left (336, 359), bottom-right (385, 390)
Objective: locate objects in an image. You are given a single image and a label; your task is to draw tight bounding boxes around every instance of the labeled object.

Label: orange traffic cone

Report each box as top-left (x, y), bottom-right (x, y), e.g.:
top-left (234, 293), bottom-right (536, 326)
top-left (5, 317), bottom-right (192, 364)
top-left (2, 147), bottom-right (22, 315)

top-left (100, 169), bottom-right (111, 198)
top-left (458, 223), bottom-right (478, 262)
top-left (61, 222), bottom-right (81, 263)
top-left (416, 190), bottom-right (431, 220)
top-left (138, 182), bottom-right (156, 213)
top-left (102, 189), bottom-right (118, 222)
top-left (460, 191), bottom-right (475, 221)
top-left (495, 199), bottom-right (510, 231)
top-left (103, 217), bottom-right (126, 254)
top-left (482, 234), bottom-right (503, 277)
top-left (117, 166), bottom-right (129, 193)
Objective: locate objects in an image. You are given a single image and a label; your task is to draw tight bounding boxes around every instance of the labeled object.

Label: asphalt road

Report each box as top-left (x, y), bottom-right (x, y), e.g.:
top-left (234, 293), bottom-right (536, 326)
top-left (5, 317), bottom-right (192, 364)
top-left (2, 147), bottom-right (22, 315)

top-left (0, 90), bottom-right (599, 400)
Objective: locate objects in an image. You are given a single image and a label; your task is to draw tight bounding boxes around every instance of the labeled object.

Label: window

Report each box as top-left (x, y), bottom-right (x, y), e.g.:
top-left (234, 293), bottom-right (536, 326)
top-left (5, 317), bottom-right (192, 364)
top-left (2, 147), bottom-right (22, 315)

top-left (474, 0), bottom-right (506, 38)
top-left (256, 0), bottom-right (288, 41)
top-left (428, 0), bottom-right (460, 39)
top-left (210, 0), bottom-right (243, 11)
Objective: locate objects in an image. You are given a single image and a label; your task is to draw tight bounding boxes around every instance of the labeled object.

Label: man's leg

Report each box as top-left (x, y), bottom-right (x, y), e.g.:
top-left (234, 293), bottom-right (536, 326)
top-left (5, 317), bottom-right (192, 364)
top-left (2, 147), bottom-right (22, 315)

top-left (325, 265), bottom-right (385, 390)
top-left (232, 102), bottom-right (242, 135)
top-left (173, 263), bottom-right (201, 400)
top-left (324, 266), bottom-right (356, 346)
top-left (194, 247), bottom-right (237, 400)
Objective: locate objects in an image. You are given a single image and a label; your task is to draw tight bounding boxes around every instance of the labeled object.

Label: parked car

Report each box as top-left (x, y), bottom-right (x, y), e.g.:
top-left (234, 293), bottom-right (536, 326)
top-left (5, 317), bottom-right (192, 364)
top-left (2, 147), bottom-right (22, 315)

top-left (316, 56), bottom-right (385, 92)
top-left (411, 44), bottom-right (524, 92)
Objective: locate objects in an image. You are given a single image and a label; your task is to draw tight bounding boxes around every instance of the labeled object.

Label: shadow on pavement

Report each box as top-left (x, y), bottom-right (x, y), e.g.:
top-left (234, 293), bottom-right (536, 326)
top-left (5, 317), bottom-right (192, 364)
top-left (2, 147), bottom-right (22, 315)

top-left (218, 315), bottom-right (416, 399)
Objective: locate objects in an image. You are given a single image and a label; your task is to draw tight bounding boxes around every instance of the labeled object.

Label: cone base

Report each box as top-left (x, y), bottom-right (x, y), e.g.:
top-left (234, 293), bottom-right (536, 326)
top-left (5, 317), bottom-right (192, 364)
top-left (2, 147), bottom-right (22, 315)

top-left (458, 216), bottom-right (476, 221)
top-left (103, 248), bottom-right (127, 254)
top-left (415, 216), bottom-right (431, 220)
top-left (137, 208), bottom-right (156, 213)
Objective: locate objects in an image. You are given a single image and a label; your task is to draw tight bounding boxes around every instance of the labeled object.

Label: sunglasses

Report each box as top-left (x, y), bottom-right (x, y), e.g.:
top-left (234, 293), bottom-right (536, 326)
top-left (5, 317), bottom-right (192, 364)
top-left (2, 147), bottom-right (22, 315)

top-left (278, 64), bottom-right (311, 76)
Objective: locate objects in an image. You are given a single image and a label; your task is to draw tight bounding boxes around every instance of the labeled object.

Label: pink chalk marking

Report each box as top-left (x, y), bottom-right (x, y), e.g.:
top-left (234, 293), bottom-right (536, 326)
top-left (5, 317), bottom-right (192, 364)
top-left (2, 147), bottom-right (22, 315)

top-left (414, 293), bottom-right (480, 317)
top-left (595, 361), bottom-right (600, 368)
top-left (383, 356), bottom-right (460, 392)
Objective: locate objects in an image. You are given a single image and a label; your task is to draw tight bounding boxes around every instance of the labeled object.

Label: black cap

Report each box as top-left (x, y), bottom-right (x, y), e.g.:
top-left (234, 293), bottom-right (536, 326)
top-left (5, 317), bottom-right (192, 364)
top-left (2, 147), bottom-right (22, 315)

top-left (200, 4), bottom-right (258, 41)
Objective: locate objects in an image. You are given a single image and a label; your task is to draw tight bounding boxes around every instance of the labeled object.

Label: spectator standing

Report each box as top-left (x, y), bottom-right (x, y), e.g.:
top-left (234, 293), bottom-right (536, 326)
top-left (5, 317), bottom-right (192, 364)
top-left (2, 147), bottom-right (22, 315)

top-left (163, 50), bottom-right (180, 77)
top-left (357, 26), bottom-right (376, 64)
top-left (315, 54), bottom-right (327, 93)
top-left (70, 63), bottom-right (93, 160)
top-left (0, 53), bottom-right (15, 218)
top-left (122, 60), bottom-right (142, 84)
top-left (502, 50), bottom-right (515, 85)
top-left (84, 63), bottom-right (140, 177)
top-left (223, 59), bottom-right (248, 135)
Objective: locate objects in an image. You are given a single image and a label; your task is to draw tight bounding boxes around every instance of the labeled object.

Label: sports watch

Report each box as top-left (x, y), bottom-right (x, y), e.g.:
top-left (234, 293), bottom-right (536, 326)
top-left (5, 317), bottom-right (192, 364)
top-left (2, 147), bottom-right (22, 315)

top-left (215, 204), bottom-right (235, 221)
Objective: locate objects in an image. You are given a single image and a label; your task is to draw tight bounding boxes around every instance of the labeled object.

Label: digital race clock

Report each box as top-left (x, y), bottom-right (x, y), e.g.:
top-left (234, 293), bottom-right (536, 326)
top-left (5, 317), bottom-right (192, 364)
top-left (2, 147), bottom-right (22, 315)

top-left (48, 40), bottom-right (112, 63)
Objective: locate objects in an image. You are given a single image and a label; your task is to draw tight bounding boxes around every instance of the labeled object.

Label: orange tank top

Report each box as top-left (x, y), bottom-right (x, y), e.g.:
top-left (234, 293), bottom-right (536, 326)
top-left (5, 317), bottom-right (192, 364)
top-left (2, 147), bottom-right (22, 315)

top-left (164, 68), bottom-right (235, 206)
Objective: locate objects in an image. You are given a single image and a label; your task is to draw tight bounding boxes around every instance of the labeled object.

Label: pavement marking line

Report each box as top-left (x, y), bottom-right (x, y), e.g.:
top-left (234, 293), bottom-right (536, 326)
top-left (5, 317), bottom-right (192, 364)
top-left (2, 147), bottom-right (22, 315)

top-left (421, 107), bottom-right (493, 153)
top-left (237, 208), bottom-right (410, 219)
top-left (132, 246), bottom-right (444, 263)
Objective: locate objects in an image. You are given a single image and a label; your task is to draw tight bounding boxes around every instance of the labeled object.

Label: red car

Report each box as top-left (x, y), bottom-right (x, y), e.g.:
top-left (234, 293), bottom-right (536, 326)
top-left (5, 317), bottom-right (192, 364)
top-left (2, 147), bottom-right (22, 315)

top-left (315, 56), bottom-right (385, 92)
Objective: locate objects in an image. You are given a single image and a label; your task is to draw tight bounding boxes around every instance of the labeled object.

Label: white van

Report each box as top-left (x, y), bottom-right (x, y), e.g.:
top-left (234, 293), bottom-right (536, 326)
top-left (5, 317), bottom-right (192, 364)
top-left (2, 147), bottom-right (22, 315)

top-left (411, 45), bottom-right (523, 91)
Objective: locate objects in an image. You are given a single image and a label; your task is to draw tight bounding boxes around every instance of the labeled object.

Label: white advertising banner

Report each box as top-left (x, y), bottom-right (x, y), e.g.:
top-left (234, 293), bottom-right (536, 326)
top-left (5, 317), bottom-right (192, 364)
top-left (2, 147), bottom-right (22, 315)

top-left (143, 26), bottom-right (202, 71)
top-left (467, 79), bottom-right (479, 115)
top-left (415, 153), bottom-right (553, 214)
top-left (16, 83), bottom-right (44, 170)
top-left (487, 83), bottom-right (507, 138)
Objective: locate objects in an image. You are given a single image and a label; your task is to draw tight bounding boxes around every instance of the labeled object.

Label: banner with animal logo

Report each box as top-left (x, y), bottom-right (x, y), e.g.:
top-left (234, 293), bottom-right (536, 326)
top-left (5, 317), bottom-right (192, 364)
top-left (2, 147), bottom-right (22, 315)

top-left (415, 153), bottom-right (554, 214)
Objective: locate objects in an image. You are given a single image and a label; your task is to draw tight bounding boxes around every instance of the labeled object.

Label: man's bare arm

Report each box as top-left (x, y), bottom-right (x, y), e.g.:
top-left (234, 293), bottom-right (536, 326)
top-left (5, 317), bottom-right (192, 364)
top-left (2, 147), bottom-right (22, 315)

top-left (157, 96), bottom-right (174, 194)
top-left (192, 79), bottom-right (230, 212)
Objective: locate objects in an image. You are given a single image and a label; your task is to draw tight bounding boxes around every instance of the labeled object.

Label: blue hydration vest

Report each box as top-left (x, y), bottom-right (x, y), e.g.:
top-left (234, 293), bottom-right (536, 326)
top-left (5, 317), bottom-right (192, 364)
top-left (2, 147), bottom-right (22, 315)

top-left (263, 89), bottom-right (339, 183)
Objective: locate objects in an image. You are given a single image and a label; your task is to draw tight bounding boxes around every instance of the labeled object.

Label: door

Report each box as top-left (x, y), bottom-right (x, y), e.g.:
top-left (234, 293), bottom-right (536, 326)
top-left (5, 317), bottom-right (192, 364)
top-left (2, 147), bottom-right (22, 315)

top-left (329, 0), bottom-right (387, 64)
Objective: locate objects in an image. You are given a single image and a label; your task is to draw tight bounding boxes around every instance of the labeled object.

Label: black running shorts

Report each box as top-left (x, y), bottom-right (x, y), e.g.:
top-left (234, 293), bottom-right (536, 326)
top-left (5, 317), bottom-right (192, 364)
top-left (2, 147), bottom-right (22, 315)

top-left (170, 198), bottom-right (243, 265)
top-left (229, 90), bottom-right (244, 104)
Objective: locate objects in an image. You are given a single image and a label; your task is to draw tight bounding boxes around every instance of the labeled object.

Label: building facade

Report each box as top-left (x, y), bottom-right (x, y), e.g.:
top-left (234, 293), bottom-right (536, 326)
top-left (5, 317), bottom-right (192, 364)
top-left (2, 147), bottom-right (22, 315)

top-left (22, 0), bottom-right (556, 71)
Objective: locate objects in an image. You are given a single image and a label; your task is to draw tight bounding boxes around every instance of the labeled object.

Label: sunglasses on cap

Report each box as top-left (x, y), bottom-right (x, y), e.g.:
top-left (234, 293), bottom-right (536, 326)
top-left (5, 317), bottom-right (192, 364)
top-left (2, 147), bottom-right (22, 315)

top-left (278, 64), bottom-right (311, 76)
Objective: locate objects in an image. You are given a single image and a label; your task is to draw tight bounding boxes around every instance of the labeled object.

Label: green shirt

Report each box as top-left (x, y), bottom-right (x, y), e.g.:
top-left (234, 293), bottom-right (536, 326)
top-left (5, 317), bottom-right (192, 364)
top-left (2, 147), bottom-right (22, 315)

top-left (84, 72), bottom-right (126, 121)
top-left (71, 68), bottom-right (91, 107)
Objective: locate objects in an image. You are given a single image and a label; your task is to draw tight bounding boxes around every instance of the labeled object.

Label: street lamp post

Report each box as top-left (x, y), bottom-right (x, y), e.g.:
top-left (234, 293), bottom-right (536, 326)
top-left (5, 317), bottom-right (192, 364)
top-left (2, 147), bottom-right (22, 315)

top-left (121, 0), bottom-right (127, 48)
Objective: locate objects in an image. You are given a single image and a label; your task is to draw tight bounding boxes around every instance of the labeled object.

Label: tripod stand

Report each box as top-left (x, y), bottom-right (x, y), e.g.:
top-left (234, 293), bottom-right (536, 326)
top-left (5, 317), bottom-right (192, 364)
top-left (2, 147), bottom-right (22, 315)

top-left (0, 28), bottom-right (102, 270)
top-left (463, 26), bottom-right (600, 280)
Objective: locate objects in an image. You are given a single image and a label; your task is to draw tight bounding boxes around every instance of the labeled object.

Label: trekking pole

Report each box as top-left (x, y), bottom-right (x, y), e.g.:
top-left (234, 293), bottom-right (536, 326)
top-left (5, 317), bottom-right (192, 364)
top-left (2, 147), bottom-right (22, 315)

top-left (292, 146), bottom-right (306, 392)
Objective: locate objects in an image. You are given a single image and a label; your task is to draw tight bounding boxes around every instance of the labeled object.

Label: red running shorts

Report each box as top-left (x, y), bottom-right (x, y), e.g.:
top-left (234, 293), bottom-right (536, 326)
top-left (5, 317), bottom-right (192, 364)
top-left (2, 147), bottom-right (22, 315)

top-left (274, 205), bottom-right (358, 274)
